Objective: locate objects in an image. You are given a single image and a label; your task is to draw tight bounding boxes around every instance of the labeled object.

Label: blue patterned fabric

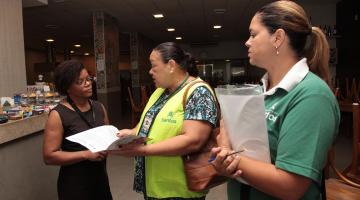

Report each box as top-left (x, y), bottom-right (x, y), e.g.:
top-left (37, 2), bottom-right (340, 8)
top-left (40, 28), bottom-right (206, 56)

top-left (184, 86), bottom-right (217, 126)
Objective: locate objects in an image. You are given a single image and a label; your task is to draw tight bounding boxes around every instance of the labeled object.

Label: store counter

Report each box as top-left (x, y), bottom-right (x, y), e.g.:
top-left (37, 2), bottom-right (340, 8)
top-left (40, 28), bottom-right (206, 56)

top-left (0, 113), bottom-right (48, 144)
top-left (0, 113), bottom-right (58, 199)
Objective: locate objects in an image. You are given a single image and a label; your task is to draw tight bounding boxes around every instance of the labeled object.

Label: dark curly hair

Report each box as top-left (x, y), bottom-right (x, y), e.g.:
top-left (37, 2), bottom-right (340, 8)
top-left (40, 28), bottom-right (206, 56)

top-left (54, 60), bottom-right (84, 95)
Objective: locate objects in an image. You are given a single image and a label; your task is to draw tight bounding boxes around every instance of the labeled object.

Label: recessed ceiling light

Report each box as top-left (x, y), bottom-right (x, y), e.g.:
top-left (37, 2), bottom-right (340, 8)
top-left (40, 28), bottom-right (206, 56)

top-left (70, 50), bottom-right (75, 54)
top-left (153, 14), bottom-right (164, 18)
top-left (74, 44), bottom-right (81, 47)
top-left (167, 28), bottom-right (175, 32)
top-left (213, 25), bottom-right (222, 29)
top-left (214, 9), bottom-right (226, 14)
top-left (84, 53), bottom-right (90, 56)
top-left (45, 24), bottom-right (58, 29)
top-left (46, 38), bottom-right (54, 42)
top-left (175, 37), bottom-right (182, 40)
top-left (225, 59), bottom-right (231, 62)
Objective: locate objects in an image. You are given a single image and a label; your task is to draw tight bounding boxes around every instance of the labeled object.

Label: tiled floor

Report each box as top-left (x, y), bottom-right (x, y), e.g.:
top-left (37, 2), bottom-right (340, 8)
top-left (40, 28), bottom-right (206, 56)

top-left (106, 101), bottom-right (354, 200)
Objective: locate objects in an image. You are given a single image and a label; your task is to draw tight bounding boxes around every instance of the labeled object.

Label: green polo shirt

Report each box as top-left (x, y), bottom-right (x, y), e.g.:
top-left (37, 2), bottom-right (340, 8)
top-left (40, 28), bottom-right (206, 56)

top-left (228, 59), bottom-right (340, 200)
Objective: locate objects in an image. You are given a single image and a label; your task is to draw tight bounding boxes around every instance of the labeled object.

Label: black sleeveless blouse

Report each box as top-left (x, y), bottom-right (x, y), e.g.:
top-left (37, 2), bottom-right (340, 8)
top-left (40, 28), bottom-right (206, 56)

top-left (54, 100), bottom-right (105, 151)
top-left (51, 100), bottom-right (112, 200)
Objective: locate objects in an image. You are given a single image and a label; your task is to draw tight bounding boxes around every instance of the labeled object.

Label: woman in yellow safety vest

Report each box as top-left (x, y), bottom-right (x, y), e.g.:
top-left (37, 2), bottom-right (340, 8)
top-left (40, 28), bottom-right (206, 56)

top-left (110, 42), bottom-right (219, 200)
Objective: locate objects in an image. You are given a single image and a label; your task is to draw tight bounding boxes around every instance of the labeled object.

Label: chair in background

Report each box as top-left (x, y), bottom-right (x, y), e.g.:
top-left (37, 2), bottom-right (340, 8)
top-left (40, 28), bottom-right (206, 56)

top-left (325, 102), bottom-right (360, 199)
top-left (339, 78), bottom-right (360, 103)
top-left (334, 78), bottom-right (359, 102)
top-left (340, 102), bottom-right (360, 183)
top-left (140, 85), bottom-right (149, 108)
top-left (128, 87), bottom-right (143, 126)
top-left (325, 102), bottom-right (360, 197)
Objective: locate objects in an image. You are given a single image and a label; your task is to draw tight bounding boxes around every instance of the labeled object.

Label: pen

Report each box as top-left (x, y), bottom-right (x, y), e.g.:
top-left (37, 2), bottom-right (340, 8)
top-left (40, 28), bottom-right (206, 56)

top-left (208, 149), bottom-right (245, 163)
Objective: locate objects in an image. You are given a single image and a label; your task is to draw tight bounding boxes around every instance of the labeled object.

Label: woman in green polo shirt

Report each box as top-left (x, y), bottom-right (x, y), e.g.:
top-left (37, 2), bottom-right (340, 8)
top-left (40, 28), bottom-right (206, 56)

top-left (210, 1), bottom-right (340, 200)
top-left (110, 42), bottom-right (219, 199)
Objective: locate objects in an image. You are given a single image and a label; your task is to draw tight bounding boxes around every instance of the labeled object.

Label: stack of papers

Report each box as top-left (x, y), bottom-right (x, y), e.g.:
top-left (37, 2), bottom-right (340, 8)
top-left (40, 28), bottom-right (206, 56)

top-left (66, 125), bottom-right (147, 152)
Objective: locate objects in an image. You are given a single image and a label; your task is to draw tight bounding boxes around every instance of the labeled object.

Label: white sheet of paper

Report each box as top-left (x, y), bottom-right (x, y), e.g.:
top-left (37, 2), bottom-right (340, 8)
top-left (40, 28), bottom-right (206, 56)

top-left (66, 125), bottom-right (145, 152)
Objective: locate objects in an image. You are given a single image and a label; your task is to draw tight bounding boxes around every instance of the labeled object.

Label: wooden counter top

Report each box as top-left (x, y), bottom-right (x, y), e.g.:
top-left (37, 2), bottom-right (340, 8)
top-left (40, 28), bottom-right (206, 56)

top-left (0, 114), bottom-right (48, 144)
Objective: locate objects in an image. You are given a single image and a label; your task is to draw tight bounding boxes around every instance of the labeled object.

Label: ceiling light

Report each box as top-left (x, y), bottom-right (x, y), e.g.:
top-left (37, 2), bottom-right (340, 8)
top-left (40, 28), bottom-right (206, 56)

top-left (213, 25), bottom-right (222, 29)
top-left (84, 53), bottom-right (90, 56)
top-left (167, 28), bottom-right (175, 32)
top-left (214, 9), bottom-right (226, 14)
top-left (225, 59), bottom-right (231, 62)
top-left (175, 37), bottom-right (182, 40)
top-left (46, 38), bottom-right (54, 42)
top-left (153, 14), bottom-right (164, 18)
top-left (70, 50), bottom-right (75, 54)
top-left (74, 44), bottom-right (81, 47)
top-left (45, 24), bottom-right (58, 29)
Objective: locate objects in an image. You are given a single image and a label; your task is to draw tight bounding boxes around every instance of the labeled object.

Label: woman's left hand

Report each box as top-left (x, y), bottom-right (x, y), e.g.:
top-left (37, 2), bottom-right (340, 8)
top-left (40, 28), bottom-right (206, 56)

top-left (108, 142), bottom-right (147, 157)
top-left (210, 147), bottom-right (242, 179)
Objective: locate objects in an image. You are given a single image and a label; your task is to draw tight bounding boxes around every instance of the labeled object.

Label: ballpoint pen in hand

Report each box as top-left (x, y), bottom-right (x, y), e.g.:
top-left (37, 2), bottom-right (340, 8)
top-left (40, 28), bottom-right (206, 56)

top-left (208, 149), bottom-right (245, 163)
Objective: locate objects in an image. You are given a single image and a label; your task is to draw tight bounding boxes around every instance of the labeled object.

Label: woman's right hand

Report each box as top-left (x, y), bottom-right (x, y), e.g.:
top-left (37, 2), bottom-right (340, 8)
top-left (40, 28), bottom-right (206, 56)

top-left (82, 150), bottom-right (107, 162)
top-left (210, 147), bottom-right (242, 179)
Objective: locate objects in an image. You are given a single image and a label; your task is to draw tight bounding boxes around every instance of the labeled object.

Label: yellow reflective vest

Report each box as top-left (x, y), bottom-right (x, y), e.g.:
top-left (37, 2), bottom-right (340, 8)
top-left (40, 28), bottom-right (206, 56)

top-left (136, 78), bottom-right (213, 198)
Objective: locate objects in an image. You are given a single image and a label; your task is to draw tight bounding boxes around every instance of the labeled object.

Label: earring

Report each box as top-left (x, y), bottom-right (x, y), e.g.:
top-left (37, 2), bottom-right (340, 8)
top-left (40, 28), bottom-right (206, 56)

top-left (275, 46), bottom-right (279, 55)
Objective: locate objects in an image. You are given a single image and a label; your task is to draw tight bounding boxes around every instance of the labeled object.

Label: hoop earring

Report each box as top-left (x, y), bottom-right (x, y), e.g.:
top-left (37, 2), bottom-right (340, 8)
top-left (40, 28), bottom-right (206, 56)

top-left (275, 46), bottom-right (279, 55)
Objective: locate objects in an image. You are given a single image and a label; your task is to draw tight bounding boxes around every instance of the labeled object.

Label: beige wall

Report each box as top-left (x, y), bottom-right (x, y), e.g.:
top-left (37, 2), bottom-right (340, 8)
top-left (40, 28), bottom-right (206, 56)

top-left (0, 0), bottom-right (27, 96)
top-left (0, 131), bottom-right (58, 199)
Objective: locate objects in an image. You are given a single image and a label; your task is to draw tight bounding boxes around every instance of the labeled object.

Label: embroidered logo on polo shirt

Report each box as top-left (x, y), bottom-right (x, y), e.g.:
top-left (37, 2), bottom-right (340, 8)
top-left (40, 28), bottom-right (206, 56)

top-left (265, 103), bottom-right (278, 122)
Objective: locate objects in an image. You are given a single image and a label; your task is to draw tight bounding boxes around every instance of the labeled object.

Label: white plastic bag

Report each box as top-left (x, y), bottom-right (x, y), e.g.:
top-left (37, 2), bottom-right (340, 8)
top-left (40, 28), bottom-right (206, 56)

top-left (215, 84), bottom-right (270, 165)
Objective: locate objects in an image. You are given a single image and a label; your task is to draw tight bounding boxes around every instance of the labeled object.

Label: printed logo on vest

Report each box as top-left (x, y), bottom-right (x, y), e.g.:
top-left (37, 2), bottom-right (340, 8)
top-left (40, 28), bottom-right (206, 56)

top-left (161, 111), bottom-right (177, 124)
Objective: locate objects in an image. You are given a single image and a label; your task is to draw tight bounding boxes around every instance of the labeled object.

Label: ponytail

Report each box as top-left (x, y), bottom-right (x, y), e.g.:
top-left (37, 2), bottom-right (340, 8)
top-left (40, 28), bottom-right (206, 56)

top-left (184, 52), bottom-right (198, 77)
top-left (257, 1), bottom-right (332, 87)
top-left (305, 27), bottom-right (331, 86)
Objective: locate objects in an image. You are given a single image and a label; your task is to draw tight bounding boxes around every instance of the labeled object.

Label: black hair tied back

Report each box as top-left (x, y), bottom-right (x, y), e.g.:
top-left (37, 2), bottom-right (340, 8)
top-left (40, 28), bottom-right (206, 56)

top-left (153, 42), bottom-right (198, 77)
top-left (184, 52), bottom-right (198, 77)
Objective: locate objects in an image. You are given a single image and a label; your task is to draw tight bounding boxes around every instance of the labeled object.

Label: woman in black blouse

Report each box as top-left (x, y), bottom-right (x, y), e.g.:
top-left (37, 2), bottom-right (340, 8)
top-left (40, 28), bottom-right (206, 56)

top-left (43, 60), bottom-right (112, 200)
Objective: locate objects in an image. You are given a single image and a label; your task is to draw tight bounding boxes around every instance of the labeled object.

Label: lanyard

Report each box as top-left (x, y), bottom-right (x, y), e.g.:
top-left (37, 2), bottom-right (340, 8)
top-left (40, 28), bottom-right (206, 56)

top-left (66, 96), bottom-right (96, 128)
top-left (139, 74), bottom-right (190, 136)
top-left (154, 73), bottom-right (190, 108)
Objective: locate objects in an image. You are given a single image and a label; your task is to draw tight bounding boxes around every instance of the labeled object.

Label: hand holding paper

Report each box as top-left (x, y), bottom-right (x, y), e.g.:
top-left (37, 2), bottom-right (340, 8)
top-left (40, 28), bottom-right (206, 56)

top-left (66, 125), bottom-right (149, 152)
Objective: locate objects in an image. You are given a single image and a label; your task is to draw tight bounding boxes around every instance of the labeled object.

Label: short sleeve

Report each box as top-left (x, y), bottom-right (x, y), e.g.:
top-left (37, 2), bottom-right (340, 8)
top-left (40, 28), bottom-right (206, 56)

top-left (275, 94), bottom-right (339, 183)
top-left (184, 86), bottom-right (218, 126)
